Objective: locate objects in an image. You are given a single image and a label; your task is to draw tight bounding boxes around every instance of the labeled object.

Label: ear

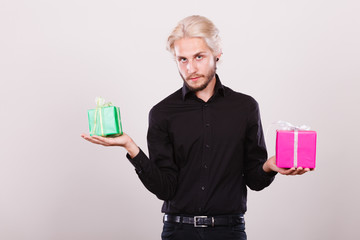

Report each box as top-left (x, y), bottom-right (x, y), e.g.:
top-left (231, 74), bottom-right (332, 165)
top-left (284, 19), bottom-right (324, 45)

top-left (216, 52), bottom-right (222, 62)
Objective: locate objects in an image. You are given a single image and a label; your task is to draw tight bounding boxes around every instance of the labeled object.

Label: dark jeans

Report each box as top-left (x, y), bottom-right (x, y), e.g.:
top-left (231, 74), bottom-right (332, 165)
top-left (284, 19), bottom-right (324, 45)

top-left (161, 221), bottom-right (246, 240)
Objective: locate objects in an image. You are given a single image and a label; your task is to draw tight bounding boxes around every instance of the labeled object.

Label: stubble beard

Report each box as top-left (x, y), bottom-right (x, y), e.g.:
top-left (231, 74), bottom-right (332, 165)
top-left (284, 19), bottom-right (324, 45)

top-left (180, 62), bottom-right (217, 92)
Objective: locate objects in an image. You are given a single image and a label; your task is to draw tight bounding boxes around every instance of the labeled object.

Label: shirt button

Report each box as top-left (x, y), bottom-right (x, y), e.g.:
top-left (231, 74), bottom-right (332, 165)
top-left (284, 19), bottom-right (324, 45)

top-left (205, 123), bottom-right (210, 127)
top-left (204, 164), bottom-right (208, 169)
top-left (204, 104), bottom-right (208, 107)
top-left (201, 186), bottom-right (205, 190)
top-left (205, 144), bottom-right (210, 148)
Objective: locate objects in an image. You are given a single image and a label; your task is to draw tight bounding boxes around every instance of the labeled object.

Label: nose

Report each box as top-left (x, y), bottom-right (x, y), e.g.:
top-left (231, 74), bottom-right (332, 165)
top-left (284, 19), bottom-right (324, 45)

top-left (186, 59), bottom-right (198, 74)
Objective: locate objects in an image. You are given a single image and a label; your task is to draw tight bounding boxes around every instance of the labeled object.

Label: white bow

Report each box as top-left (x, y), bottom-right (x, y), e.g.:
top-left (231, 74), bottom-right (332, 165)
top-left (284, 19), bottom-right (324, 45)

top-left (274, 120), bottom-right (311, 131)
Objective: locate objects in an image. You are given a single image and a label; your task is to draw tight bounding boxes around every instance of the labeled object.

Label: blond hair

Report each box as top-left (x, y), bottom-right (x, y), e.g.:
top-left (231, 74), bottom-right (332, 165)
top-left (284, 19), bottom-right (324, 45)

top-left (167, 15), bottom-right (222, 56)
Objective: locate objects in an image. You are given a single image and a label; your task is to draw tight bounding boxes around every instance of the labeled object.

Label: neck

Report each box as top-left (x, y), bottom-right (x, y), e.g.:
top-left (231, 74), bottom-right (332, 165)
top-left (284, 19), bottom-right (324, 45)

top-left (195, 76), bottom-right (216, 102)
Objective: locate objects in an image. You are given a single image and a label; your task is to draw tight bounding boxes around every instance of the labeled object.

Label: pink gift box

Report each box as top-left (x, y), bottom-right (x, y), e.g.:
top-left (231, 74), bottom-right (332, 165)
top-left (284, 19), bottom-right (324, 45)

top-left (276, 130), bottom-right (317, 169)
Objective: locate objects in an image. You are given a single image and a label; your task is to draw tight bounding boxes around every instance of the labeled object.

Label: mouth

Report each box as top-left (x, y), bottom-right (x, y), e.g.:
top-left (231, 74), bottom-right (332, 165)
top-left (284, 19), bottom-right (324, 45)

top-left (188, 75), bottom-right (203, 81)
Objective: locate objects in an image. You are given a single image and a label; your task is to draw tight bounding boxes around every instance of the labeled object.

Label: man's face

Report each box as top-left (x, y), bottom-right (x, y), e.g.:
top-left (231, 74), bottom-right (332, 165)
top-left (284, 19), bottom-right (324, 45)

top-left (173, 37), bottom-right (217, 92)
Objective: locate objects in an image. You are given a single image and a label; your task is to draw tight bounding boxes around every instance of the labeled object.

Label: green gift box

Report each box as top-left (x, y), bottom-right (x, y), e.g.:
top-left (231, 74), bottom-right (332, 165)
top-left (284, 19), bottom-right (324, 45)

top-left (87, 97), bottom-right (123, 137)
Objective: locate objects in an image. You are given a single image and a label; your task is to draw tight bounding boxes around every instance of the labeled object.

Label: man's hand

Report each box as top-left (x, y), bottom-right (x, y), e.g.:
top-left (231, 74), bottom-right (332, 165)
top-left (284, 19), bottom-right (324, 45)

top-left (81, 133), bottom-right (140, 158)
top-left (263, 156), bottom-right (314, 175)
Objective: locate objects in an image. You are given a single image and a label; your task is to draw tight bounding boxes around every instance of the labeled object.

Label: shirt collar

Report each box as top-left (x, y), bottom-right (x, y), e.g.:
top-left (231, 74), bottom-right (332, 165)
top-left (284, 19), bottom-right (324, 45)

top-left (181, 74), bottom-right (225, 101)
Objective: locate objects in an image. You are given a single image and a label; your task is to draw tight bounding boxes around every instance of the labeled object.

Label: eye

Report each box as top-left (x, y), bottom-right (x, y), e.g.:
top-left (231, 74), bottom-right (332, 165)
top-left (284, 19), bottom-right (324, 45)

top-left (196, 55), bottom-right (203, 60)
top-left (179, 58), bottom-right (187, 63)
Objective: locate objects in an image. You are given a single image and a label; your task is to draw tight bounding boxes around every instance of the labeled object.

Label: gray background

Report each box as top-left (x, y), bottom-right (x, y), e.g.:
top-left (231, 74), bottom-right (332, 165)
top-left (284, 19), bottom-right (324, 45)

top-left (1, 0), bottom-right (359, 239)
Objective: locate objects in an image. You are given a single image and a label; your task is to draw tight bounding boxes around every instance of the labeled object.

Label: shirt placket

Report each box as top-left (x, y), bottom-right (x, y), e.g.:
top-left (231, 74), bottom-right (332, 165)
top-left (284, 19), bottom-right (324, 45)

top-left (198, 102), bottom-right (211, 213)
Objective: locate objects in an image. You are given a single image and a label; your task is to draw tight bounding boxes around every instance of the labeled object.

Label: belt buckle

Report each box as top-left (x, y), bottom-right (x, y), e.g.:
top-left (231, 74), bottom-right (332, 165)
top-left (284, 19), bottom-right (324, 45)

top-left (194, 216), bottom-right (213, 227)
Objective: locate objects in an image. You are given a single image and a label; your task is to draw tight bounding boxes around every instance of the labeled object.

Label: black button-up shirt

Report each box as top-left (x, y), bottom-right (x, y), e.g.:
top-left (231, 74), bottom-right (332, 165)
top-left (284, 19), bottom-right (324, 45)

top-left (127, 74), bottom-right (276, 215)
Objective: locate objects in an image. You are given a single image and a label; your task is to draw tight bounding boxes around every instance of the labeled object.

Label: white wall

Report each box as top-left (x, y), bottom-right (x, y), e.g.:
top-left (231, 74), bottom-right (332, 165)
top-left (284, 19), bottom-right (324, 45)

top-left (1, 0), bottom-right (359, 239)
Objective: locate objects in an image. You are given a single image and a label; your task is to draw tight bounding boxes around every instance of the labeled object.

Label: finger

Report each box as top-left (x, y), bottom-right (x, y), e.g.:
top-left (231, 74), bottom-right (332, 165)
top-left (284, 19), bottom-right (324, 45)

top-left (81, 133), bottom-right (91, 139)
top-left (296, 169), bottom-right (307, 175)
top-left (84, 137), bottom-right (106, 145)
top-left (91, 135), bottom-right (108, 141)
top-left (292, 167), bottom-right (304, 175)
top-left (91, 135), bottom-right (116, 146)
top-left (285, 168), bottom-right (296, 175)
top-left (81, 134), bottom-right (93, 141)
top-left (296, 167), bottom-right (312, 175)
top-left (278, 168), bottom-right (296, 175)
top-left (91, 135), bottom-right (110, 141)
top-left (82, 135), bottom-right (110, 146)
top-left (81, 133), bottom-right (94, 139)
top-left (91, 135), bottom-right (115, 143)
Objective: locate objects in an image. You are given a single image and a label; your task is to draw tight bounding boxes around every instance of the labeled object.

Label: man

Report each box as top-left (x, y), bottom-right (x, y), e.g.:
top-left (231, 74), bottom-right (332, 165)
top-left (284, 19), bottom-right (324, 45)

top-left (81, 15), bottom-right (311, 240)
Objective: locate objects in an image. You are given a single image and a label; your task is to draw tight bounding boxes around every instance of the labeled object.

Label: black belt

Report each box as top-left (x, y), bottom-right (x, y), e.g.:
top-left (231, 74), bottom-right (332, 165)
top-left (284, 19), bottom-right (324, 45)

top-left (163, 214), bottom-right (244, 227)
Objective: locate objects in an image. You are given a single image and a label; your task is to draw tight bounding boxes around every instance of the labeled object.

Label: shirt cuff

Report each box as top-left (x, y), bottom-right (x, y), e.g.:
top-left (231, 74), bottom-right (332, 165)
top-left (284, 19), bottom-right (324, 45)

top-left (260, 166), bottom-right (277, 178)
top-left (126, 148), bottom-right (149, 174)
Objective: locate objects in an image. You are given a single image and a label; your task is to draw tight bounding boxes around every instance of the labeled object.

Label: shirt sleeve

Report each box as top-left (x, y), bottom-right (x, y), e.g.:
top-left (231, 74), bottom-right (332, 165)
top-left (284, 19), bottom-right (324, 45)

top-left (126, 107), bottom-right (179, 200)
top-left (244, 100), bottom-right (277, 191)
